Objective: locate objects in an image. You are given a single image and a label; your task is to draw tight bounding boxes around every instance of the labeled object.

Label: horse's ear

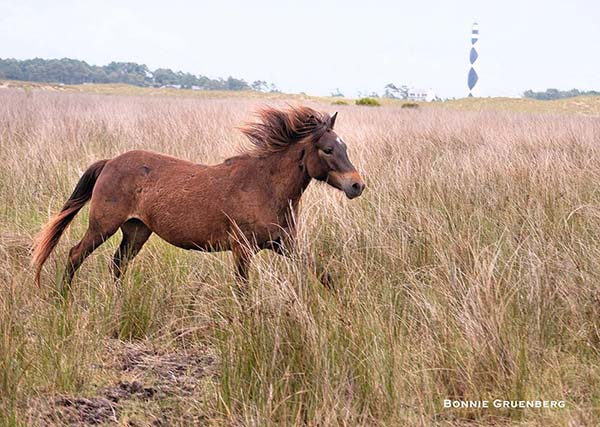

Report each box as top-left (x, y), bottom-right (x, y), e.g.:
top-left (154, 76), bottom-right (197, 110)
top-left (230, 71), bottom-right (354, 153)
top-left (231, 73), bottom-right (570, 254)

top-left (329, 112), bottom-right (338, 129)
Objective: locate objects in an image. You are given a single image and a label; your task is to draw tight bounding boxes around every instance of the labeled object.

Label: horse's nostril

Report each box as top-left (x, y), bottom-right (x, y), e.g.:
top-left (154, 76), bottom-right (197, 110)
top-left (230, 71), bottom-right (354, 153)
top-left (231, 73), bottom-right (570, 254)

top-left (351, 182), bottom-right (364, 193)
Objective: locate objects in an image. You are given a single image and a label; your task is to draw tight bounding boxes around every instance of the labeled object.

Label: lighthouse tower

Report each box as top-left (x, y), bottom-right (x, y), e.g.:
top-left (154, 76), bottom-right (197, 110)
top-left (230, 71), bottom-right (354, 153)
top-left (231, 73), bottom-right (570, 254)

top-left (468, 22), bottom-right (479, 97)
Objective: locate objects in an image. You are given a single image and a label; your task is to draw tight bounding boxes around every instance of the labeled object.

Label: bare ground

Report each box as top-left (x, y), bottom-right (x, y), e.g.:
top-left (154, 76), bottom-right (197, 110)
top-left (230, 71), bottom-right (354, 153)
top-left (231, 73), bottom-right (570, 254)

top-left (26, 341), bottom-right (218, 426)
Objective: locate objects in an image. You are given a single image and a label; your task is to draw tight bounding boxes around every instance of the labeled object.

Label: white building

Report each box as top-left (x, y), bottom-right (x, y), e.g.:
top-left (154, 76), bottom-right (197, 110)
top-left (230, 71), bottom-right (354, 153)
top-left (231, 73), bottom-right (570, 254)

top-left (407, 88), bottom-right (437, 102)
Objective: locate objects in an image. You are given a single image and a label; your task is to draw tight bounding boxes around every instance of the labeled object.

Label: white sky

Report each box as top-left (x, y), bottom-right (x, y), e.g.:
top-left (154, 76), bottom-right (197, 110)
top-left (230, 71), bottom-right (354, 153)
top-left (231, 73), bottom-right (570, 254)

top-left (0, 0), bottom-right (598, 98)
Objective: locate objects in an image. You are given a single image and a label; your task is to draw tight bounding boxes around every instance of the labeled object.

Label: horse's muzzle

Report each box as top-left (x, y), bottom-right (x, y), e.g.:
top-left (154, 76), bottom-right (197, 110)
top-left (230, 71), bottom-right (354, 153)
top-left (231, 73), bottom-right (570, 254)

top-left (329, 171), bottom-right (365, 199)
top-left (345, 180), bottom-right (365, 199)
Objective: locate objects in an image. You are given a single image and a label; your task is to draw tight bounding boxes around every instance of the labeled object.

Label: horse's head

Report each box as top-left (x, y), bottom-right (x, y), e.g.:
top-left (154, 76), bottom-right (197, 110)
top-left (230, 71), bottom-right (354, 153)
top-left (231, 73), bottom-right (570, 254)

top-left (305, 112), bottom-right (365, 199)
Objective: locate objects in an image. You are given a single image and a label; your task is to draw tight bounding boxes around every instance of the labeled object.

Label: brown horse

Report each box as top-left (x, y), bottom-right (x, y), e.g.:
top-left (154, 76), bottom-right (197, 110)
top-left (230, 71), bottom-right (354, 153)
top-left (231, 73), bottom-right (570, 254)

top-left (32, 106), bottom-right (365, 296)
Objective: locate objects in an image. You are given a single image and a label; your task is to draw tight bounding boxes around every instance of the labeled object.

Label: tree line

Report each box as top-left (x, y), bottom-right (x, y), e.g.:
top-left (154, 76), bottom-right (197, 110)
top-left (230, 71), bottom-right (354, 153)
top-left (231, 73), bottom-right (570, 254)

top-left (0, 57), bottom-right (279, 92)
top-left (523, 88), bottom-right (600, 100)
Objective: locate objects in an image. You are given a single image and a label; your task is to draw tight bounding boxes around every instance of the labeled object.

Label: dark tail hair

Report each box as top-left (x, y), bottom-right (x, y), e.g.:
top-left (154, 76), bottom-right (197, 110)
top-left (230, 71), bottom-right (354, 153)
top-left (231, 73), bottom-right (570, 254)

top-left (32, 159), bottom-right (109, 286)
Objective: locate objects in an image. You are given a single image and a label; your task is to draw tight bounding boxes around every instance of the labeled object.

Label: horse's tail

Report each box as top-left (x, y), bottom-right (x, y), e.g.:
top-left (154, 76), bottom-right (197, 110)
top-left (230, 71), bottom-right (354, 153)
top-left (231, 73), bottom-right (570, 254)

top-left (32, 159), bottom-right (109, 286)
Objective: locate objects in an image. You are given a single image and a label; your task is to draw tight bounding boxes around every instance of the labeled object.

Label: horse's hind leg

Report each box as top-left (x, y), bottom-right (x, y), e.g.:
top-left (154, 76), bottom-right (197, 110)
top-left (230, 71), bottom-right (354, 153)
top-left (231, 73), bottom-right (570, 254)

top-left (62, 223), bottom-right (118, 297)
top-left (111, 219), bottom-right (152, 281)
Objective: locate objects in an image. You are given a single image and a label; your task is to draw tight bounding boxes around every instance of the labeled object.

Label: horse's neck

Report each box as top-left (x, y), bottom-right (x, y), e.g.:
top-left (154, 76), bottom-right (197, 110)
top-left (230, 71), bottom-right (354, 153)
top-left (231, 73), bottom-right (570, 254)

top-left (262, 145), bottom-right (311, 208)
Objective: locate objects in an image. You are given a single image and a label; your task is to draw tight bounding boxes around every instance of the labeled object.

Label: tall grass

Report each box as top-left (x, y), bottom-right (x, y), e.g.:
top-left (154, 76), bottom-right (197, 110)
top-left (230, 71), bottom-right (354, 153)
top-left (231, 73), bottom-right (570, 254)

top-left (1, 89), bottom-right (600, 425)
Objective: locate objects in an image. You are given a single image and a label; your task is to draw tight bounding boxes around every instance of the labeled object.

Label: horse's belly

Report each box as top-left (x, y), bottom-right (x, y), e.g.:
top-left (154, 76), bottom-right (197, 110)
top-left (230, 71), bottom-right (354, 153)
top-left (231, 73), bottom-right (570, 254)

top-left (141, 210), bottom-right (231, 252)
top-left (137, 192), bottom-right (282, 252)
top-left (152, 227), bottom-right (231, 252)
top-left (150, 219), bottom-right (280, 252)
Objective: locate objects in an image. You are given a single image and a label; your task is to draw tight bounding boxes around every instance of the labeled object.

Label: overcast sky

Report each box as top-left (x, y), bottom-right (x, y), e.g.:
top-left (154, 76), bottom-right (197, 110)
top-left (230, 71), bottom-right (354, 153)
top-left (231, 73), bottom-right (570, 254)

top-left (1, 0), bottom-right (598, 98)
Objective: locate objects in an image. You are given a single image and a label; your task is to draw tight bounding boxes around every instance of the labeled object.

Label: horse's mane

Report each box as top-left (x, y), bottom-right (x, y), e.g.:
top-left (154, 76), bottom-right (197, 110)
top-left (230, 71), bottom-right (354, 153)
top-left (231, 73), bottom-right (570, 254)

top-left (239, 106), bottom-right (331, 156)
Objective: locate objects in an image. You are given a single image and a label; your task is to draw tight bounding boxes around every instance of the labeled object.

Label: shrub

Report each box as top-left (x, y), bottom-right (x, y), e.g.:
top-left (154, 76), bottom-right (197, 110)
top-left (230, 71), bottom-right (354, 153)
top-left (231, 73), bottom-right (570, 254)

top-left (401, 102), bottom-right (419, 109)
top-left (332, 100), bottom-right (348, 105)
top-left (355, 97), bottom-right (380, 106)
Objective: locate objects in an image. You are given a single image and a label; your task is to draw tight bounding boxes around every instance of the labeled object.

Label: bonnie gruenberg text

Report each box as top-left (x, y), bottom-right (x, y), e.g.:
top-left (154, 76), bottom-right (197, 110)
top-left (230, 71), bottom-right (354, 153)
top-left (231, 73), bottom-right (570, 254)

top-left (444, 399), bottom-right (565, 409)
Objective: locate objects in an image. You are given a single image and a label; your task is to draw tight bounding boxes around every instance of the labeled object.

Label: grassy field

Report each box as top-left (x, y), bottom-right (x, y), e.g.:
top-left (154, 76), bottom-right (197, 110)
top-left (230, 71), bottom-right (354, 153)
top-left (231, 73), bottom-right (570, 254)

top-left (4, 78), bottom-right (600, 115)
top-left (1, 85), bottom-right (600, 426)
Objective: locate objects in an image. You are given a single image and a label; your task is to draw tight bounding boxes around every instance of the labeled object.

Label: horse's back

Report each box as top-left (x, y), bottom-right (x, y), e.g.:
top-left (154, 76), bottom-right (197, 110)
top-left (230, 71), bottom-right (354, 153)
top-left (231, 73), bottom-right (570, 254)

top-left (107, 149), bottom-right (205, 172)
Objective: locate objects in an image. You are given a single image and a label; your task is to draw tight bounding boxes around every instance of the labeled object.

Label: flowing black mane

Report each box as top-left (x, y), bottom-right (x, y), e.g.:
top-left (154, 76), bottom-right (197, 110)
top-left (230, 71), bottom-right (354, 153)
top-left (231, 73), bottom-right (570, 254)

top-left (240, 106), bottom-right (331, 155)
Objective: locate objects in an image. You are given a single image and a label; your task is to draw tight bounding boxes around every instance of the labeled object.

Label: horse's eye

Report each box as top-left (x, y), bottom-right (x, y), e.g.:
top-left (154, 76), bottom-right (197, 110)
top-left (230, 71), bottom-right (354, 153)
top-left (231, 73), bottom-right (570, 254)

top-left (322, 147), bottom-right (333, 155)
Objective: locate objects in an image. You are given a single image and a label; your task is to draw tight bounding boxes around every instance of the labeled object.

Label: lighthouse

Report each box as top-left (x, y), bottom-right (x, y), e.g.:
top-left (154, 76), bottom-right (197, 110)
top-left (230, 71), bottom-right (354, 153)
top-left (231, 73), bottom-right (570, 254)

top-left (468, 22), bottom-right (479, 97)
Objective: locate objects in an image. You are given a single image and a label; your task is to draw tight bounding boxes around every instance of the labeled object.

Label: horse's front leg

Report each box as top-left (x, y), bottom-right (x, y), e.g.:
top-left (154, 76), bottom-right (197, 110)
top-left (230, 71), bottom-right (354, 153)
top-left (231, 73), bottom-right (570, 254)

top-left (270, 235), bottom-right (334, 290)
top-left (232, 244), bottom-right (254, 301)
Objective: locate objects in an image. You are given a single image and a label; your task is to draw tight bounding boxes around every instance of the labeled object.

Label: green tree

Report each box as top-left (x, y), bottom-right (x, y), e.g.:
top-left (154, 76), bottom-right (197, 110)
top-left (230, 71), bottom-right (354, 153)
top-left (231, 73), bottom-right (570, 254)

top-left (0, 57), bottom-right (276, 92)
